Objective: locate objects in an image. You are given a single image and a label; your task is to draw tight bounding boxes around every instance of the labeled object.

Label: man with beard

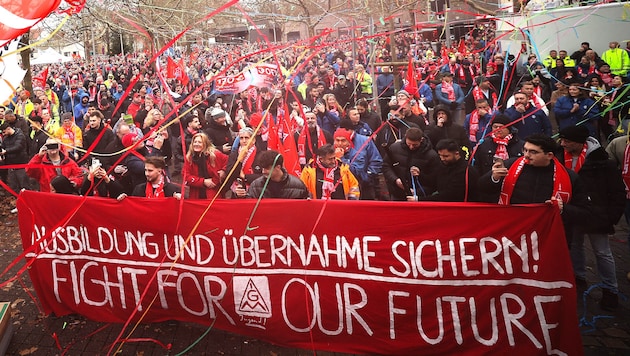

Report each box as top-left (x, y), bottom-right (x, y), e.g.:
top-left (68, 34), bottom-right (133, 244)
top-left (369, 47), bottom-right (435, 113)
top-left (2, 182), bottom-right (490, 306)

top-left (478, 134), bottom-right (591, 246)
top-left (203, 107), bottom-right (234, 155)
top-left (82, 110), bottom-right (115, 166)
top-left (382, 127), bottom-right (441, 201)
top-left (418, 139), bottom-right (479, 202)
top-left (334, 127), bottom-right (382, 200)
top-left (127, 156), bottom-right (182, 200)
top-left (333, 74), bottom-right (354, 110)
top-left (295, 109), bottom-right (333, 167)
top-left (73, 93), bottom-right (90, 129)
top-left (300, 143), bottom-right (360, 200)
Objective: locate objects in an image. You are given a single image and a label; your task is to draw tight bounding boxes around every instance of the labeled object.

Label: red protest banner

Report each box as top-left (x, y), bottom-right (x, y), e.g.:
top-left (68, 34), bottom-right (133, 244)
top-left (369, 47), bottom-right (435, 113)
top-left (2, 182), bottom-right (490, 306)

top-left (17, 191), bottom-right (582, 355)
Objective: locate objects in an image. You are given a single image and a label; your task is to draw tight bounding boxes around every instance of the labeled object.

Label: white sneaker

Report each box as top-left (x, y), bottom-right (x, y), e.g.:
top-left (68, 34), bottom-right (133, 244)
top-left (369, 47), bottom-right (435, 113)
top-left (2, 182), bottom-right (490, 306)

top-left (10, 208), bottom-right (17, 214)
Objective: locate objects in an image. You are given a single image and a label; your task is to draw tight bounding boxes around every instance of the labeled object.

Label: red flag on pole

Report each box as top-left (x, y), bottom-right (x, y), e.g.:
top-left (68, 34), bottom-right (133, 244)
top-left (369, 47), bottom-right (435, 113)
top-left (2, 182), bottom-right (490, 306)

top-left (280, 102), bottom-right (301, 177)
top-left (178, 58), bottom-right (189, 86)
top-left (405, 57), bottom-right (418, 99)
top-left (166, 57), bottom-right (189, 86)
top-left (458, 39), bottom-right (467, 55)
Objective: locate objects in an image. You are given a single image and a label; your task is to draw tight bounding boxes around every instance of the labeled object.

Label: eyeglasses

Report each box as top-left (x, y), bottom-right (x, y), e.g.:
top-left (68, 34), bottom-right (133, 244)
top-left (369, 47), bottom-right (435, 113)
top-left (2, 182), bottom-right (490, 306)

top-left (522, 148), bottom-right (543, 155)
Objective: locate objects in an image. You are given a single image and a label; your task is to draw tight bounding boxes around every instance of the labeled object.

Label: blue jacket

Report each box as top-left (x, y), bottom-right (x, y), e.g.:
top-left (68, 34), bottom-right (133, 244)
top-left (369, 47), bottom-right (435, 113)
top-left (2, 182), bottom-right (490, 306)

top-left (418, 83), bottom-right (433, 105)
top-left (72, 92), bottom-right (90, 128)
top-left (554, 96), bottom-right (600, 137)
top-left (434, 83), bottom-right (465, 108)
top-left (317, 110), bottom-right (340, 134)
top-left (62, 88), bottom-right (86, 113)
top-left (340, 134), bottom-right (382, 184)
top-left (504, 105), bottom-right (552, 140)
top-left (464, 112), bottom-right (494, 144)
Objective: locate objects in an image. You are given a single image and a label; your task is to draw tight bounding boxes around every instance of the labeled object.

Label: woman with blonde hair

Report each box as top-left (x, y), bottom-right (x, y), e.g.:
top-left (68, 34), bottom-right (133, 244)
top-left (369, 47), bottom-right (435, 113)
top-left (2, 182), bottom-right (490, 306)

top-left (184, 132), bottom-right (228, 199)
top-left (323, 93), bottom-right (345, 118)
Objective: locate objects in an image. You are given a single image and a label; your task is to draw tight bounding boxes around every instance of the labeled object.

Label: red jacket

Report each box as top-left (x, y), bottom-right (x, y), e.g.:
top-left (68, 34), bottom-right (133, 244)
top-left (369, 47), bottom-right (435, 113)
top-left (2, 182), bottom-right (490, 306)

top-left (26, 153), bottom-right (84, 192)
top-left (184, 151), bottom-right (228, 199)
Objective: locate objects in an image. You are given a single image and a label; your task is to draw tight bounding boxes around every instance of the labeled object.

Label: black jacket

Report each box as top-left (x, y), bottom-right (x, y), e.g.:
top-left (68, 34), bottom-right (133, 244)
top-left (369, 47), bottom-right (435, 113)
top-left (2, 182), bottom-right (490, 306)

top-left (83, 124), bottom-right (115, 163)
top-left (425, 123), bottom-right (470, 151)
top-left (203, 120), bottom-right (234, 149)
top-left (247, 169), bottom-right (309, 199)
top-left (382, 136), bottom-right (441, 200)
top-left (563, 144), bottom-right (625, 234)
top-left (473, 135), bottom-right (524, 177)
top-left (419, 158), bottom-right (479, 202)
top-left (478, 157), bottom-right (592, 243)
top-left (2, 128), bottom-right (30, 164)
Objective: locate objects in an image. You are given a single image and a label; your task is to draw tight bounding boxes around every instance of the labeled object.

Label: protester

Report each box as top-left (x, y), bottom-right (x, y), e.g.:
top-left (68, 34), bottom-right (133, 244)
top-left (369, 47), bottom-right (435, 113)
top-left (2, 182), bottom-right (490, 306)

top-left (184, 132), bottom-right (228, 199)
top-left (126, 156), bottom-right (181, 199)
top-left (25, 139), bottom-right (84, 193)
top-left (247, 150), bottom-right (309, 199)
top-left (300, 143), bottom-right (360, 200)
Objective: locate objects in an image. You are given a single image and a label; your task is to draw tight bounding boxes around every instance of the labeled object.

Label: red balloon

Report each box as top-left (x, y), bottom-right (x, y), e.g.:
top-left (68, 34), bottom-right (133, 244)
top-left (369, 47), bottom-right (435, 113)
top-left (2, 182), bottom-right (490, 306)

top-left (0, 0), bottom-right (62, 47)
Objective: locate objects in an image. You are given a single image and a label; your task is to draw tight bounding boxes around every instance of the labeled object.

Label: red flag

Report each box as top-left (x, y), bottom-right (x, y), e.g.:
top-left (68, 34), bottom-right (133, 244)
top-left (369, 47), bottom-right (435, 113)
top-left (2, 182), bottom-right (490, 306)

top-left (178, 58), bottom-right (189, 86)
top-left (266, 111), bottom-right (280, 151)
top-left (33, 66), bottom-right (48, 89)
top-left (279, 103), bottom-right (301, 177)
top-left (458, 39), bottom-right (467, 55)
top-left (405, 58), bottom-right (418, 99)
top-left (166, 57), bottom-right (189, 86)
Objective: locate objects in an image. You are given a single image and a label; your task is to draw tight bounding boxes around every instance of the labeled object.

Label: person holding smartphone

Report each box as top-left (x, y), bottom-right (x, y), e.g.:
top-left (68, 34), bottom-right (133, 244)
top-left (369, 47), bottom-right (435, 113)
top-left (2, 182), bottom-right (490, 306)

top-left (26, 139), bottom-right (84, 193)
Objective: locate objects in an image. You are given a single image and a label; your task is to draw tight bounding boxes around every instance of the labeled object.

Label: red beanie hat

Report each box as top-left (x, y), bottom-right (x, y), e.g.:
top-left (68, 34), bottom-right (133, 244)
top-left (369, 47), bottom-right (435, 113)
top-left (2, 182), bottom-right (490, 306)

top-left (334, 128), bottom-right (355, 148)
top-left (122, 133), bottom-right (138, 148)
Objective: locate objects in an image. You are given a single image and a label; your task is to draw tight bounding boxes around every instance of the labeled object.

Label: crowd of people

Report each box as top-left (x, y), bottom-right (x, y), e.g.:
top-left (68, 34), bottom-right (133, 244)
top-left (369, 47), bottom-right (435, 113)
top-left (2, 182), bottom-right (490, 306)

top-left (1, 25), bottom-right (630, 311)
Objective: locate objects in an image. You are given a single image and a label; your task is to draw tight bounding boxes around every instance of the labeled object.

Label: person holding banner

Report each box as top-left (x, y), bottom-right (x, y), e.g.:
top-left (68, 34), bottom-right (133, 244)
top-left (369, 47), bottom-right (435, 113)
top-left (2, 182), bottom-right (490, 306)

top-left (382, 127), bottom-right (440, 201)
top-left (184, 133), bottom-right (228, 200)
top-left (247, 150), bottom-right (308, 199)
top-left (300, 144), bottom-right (360, 200)
top-left (127, 156), bottom-right (181, 200)
top-left (479, 134), bottom-right (591, 245)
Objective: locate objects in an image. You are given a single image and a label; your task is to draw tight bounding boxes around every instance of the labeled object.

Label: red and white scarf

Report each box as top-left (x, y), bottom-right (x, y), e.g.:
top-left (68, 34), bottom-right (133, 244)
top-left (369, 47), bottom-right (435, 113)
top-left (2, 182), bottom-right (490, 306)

top-left (241, 146), bottom-right (257, 174)
top-left (315, 156), bottom-right (338, 199)
top-left (564, 143), bottom-right (587, 173)
top-left (145, 175), bottom-right (165, 198)
top-left (298, 127), bottom-right (326, 165)
top-left (441, 81), bottom-right (456, 101)
top-left (468, 109), bottom-right (493, 142)
top-left (492, 133), bottom-right (512, 160)
top-left (499, 157), bottom-right (572, 205)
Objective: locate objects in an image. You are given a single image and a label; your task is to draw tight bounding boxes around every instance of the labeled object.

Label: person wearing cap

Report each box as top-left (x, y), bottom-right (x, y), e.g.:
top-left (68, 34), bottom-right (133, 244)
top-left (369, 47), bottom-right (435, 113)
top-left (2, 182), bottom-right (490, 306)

top-left (434, 72), bottom-right (465, 124)
top-left (472, 114), bottom-right (524, 178)
top-left (300, 143), bottom-right (360, 200)
top-left (0, 122), bottom-right (31, 197)
top-left (295, 108), bottom-right (333, 167)
top-left (558, 125), bottom-right (624, 310)
top-left (26, 138), bottom-right (83, 193)
top-left (382, 127), bottom-right (440, 201)
top-left (4, 109), bottom-right (31, 144)
top-left (478, 134), bottom-right (591, 242)
top-left (203, 106), bottom-right (234, 155)
top-left (333, 74), bottom-right (354, 109)
top-left (333, 126), bottom-right (382, 200)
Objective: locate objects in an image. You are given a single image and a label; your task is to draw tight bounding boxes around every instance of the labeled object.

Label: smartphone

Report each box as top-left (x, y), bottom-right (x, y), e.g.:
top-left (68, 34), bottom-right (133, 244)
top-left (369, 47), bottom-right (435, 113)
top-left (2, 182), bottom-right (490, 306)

top-left (92, 158), bottom-right (101, 170)
top-left (492, 156), bottom-right (504, 167)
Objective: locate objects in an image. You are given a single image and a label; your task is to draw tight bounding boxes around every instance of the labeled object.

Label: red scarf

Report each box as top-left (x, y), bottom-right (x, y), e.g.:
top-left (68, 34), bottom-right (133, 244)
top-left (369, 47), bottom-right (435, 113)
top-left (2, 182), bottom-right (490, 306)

top-left (533, 85), bottom-right (542, 98)
top-left (564, 143), bottom-right (587, 172)
top-left (298, 127), bottom-right (326, 165)
top-left (441, 81), bottom-right (456, 101)
top-left (145, 175), bottom-right (165, 198)
top-left (315, 156), bottom-right (338, 199)
top-left (468, 109), bottom-right (493, 142)
top-left (242, 146), bottom-right (257, 174)
top-left (621, 140), bottom-right (630, 199)
top-left (499, 157), bottom-right (572, 205)
top-left (492, 133), bottom-right (512, 160)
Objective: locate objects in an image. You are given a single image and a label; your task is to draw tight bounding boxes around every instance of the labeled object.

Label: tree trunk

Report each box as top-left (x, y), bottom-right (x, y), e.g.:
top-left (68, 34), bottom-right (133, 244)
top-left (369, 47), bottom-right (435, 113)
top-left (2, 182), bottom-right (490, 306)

top-left (20, 31), bottom-right (32, 94)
